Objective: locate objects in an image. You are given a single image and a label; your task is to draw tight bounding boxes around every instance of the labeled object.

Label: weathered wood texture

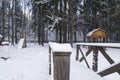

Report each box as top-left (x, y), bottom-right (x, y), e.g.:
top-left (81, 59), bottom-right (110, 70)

top-left (78, 46), bottom-right (90, 68)
top-left (76, 45), bottom-right (79, 61)
top-left (92, 47), bottom-right (98, 72)
top-left (53, 52), bottom-right (71, 80)
top-left (49, 46), bottom-right (51, 75)
top-left (98, 63), bottom-right (120, 77)
top-left (79, 46), bottom-right (93, 62)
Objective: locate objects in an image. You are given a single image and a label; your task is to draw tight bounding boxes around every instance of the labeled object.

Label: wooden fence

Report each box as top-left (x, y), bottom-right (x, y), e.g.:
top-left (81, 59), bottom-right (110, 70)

top-left (76, 43), bottom-right (120, 76)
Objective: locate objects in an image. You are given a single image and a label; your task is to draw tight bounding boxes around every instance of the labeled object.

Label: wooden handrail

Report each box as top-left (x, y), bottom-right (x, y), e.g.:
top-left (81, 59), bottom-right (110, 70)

top-left (98, 62), bottom-right (120, 77)
top-left (76, 43), bottom-right (120, 74)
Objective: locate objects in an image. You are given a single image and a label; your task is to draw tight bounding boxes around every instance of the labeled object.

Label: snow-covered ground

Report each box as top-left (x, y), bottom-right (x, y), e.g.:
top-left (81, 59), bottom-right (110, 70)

top-left (0, 43), bottom-right (120, 80)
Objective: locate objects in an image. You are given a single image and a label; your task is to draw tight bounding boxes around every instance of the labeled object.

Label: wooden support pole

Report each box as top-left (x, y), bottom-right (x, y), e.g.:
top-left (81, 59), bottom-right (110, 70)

top-left (76, 45), bottom-right (79, 61)
top-left (92, 46), bottom-right (98, 72)
top-left (49, 46), bottom-right (51, 75)
top-left (53, 52), bottom-right (71, 80)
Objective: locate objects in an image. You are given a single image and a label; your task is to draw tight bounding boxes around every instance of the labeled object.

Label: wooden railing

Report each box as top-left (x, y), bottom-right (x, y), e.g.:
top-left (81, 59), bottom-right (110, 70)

top-left (76, 43), bottom-right (120, 76)
top-left (97, 62), bottom-right (120, 77)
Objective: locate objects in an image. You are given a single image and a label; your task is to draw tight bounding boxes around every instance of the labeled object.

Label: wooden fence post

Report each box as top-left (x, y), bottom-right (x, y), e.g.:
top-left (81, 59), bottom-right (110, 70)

top-left (92, 46), bottom-right (98, 72)
top-left (53, 52), bottom-right (71, 80)
top-left (76, 45), bottom-right (79, 60)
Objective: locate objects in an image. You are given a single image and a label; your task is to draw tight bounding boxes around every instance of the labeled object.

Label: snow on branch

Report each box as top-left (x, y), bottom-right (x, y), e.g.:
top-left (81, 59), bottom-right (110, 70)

top-left (35, 0), bottom-right (49, 5)
top-left (47, 15), bottom-right (62, 30)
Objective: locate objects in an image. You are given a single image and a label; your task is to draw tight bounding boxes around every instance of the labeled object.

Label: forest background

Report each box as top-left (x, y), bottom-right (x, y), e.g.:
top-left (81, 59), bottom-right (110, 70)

top-left (0, 0), bottom-right (120, 46)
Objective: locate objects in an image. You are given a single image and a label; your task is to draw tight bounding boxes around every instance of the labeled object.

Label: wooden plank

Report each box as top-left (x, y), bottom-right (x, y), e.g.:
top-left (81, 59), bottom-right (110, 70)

top-left (98, 63), bottom-right (120, 77)
top-left (77, 43), bottom-right (120, 48)
top-left (99, 47), bottom-right (114, 64)
top-left (53, 52), bottom-right (71, 80)
top-left (79, 47), bottom-right (90, 69)
top-left (79, 46), bottom-right (93, 62)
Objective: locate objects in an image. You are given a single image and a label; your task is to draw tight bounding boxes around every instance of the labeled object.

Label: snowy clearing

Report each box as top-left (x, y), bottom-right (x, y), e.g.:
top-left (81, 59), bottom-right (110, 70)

top-left (0, 43), bottom-right (120, 80)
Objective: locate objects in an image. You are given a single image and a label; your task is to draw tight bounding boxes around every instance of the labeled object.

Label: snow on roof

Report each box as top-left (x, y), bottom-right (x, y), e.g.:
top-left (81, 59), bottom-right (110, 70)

top-left (49, 42), bottom-right (72, 52)
top-left (86, 28), bottom-right (106, 37)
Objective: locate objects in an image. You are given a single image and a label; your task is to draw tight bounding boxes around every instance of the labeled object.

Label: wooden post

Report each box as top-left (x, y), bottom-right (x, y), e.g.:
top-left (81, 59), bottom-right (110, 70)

top-left (76, 45), bottom-right (79, 60)
top-left (53, 52), bottom-right (71, 80)
top-left (49, 46), bottom-right (51, 75)
top-left (92, 46), bottom-right (98, 72)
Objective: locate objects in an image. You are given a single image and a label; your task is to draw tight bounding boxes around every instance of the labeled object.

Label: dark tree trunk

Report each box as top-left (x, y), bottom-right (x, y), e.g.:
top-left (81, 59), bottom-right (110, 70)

top-left (2, 0), bottom-right (5, 41)
top-left (11, 0), bottom-right (15, 45)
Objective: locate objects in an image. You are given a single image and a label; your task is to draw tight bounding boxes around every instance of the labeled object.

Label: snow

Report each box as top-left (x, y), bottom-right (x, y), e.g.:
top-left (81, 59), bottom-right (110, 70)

top-left (0, 43), bottom-right (120, 80)
top-left (77, 43), bottom-right (120, 48)
top-left (0, 34), bottom-right (2, 38)
top-left (1, 42), bottom-right (10, 59)
top-left (86, 28), bottom-right (106, 37)
top-left (35, 0), bottom-right (48, 4)
top-left (0, 44), bottom-right (49, 80)
top-left (17, 38), bottom-right (24, 49)
top-left (47, 15), bottom-right (62, 30)
top-left (86, 29), bottom-right (97, 37)
top-left (1, 42), bottom-right (9, 45)
top-left (97, 61), bottom-right (120, 73)
top-left (49, 42), bottom-right (72, 52)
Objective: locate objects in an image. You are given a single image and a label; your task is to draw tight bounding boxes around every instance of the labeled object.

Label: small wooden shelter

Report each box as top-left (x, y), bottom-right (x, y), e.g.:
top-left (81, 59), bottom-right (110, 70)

top-left (86, 28), bottom-right (107, 42)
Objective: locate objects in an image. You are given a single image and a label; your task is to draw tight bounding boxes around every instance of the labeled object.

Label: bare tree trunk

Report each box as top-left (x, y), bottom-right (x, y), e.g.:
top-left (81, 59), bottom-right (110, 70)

top-left (8, 5), bottom-right (10, 42)
top-left (54, 0), bottom-right (59, 42)
top-left (11, 0), bottom-right (15, 45)
top-left (63, 0), bottom-right (67, 43)
top-left (68, 0), bottom-right (77, 47)
top-left (15, 0), bottom-right (18, 44)
top-left (59, 0), bottom-right (62, 43)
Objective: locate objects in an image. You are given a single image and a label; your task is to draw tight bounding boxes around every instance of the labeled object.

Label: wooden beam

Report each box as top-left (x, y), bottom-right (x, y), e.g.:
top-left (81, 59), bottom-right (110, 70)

top-left (79, 47), bottom-right (90, 69)
top-left (99, 47), bottom-right (114, 64)
top-left (79, 47), bottom-right (93, 62)
top-left (98, 63), bottom-right (120, 77)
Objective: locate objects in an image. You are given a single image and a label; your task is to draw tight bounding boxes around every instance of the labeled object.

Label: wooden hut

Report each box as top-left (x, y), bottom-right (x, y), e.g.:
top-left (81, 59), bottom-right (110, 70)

top-left (86, 28), bottom-right (107, 42)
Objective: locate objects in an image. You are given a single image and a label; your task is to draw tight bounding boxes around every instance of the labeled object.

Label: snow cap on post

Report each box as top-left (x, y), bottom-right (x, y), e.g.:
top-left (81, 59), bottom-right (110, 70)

top-left (49, 42), bottom-right (72, 52)
top-left (1, 42), bottom-right (9, 46)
